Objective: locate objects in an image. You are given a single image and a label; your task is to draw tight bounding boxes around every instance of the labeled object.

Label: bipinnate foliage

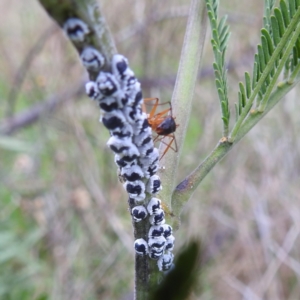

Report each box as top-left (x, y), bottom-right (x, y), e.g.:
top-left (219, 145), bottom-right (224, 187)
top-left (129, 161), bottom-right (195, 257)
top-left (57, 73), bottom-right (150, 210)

top-left (206, 0), bottom-right (231, 136)
top-left (233, 0), bottom-right (300, 135)
top-left (206, 0), bottom-right (300, 141)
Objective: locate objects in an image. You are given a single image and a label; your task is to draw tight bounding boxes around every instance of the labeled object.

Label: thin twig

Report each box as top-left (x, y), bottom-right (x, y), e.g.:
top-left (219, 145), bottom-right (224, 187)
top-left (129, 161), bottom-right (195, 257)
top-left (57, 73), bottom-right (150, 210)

top-left (0, 80), bottom-right (85, 135)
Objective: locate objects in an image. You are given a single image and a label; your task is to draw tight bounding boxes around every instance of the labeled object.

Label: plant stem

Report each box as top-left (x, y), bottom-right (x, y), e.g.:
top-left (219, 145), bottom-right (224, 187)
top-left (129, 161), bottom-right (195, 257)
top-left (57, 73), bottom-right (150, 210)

top-left (38, 0), bottom-right (116, 77)
top-left (158, 0), bottom-right (207, 217)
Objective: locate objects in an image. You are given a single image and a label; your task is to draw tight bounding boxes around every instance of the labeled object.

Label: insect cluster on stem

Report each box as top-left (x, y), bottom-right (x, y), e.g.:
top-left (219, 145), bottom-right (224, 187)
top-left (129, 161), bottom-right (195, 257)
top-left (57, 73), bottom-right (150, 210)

top-left (63, 18), bottom-right (175, 271)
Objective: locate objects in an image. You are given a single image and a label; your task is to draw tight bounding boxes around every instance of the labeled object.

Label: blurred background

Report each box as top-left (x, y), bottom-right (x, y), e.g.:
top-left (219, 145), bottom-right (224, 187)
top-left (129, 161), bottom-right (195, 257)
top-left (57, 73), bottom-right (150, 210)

top-left (1, 0), bottom-right (300, 299)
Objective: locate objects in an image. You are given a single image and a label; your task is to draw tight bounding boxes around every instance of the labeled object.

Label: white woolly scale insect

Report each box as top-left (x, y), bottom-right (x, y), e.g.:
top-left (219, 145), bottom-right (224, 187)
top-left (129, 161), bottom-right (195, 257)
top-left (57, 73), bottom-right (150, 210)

top-left (165, 235), bottom-right (175, 252)
top-left (157, 253), bottom-right (174, 272)
top-left (143, 158), bottom-right (159, 178)
top-left (149, 209), bottom-right (165, 225)
top-left (161, 224), bottom-right (172, 238)
top-left (123, 106), bottom-right (143, 125)
top-left (110, 123), bottom-right (134, 139)
top-left (99, 96), bottom-right (122, 113)
top-left (149, 250), bottom-right (164, 260)
top-left (132, 205), bottom-right (148, 222)
top-left (101, 110), bottom-right (127, 131)
top-left (63, 18), bottom-right (90, 42)
top-left (132, 113), bottom-right (150, 135)
top-left (111, 54), bottom-right (134, 82)
top-left (148, 225), bottom-right (164, 239)
top-left (114, 154), bottom-right (138, 169)
top-left (148, 236), bottom-right (166, 252)
top-left (133, 130), bottom-right (153, 148)
top-left (146, 174), bottom-right (162, 194)
top-left (123, 76), bottom-right (139, 95)
top-left (138, 141), bottom-right (155, 158)
top-left (134, 238), bottom-right (149, 256)
top-left (121, 164), bottom-right (144, 182)
top-left (96, 72), bottom-right (122, 97)
top-left (131, 90), bottom-right (143, 108)
top-left (107, 136), bottom-right (140, 158)
top-left (122, 83), bottom-right (142, 108)
top-left (80, 47), bottom-right (105, 72)
top-left (85, 81), bottom-right (101, 101)
top-left (139, 147), bottom-right (159, 169)
top-left (123, 180), bottom-right (146, 202)
top-left (147, 198), bottom-right (161, 215)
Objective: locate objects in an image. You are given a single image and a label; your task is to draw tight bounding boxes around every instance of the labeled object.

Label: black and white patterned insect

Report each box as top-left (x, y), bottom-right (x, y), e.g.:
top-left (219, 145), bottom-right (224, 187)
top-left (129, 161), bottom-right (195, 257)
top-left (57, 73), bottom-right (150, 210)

top-left (149, 249), bottom-right (164, 260)
top-left (132, 113), bottom-right (150, 135)
top-left (139, 147), bottom-right (159, 169)
top-left (148, 225), bottom-right (165, 239)
top-left (110, 123), bottom-right (134, 139)
top-left (112, 54), bottom-right (134, 82)
top-left (132, 90), bottom-right (143, 107)
top-left (96, 72), bottom-right (122, 97)
top-left (165, 235), bottom-right (175, 252)
top-left (157, 253), bottom-right (174, 272)
top-left (162, 224), bottom-right (172, 238)
top-left (138, 140), bottom-right (156, 158)
top-left (63, 18), bottom-right (90, 42)
top-left (147, 198), bottom-right (162, 215)
top-left (148, 236), bottom-right (166, 252)
top-left (149, 209), bottom-right (165, 225)
top-left (107, 136), bottom-right (140, 158)
top-left (143, 160), bottom-right (159, 178)
top-left (133, 130), bottom-right (153, 150)
top-left (114, 155), bottom-right (138, 168)
top-left (85, 81), bottom-right (101, 100)
top-left (146, 175), bottom-right (162, 194)
top-left (99, 96), bottom-right (122, 112)
top-left (124, 76), bottom-right (139, 95)
top-left (123, 106), bottom-right (143, 125)
top-left (101, 109), bottom-right (127, 130)
top-left (134, 238), bottom-right (149, 256)
top-left (124, 180), bottom-right (145, 202)
top-left (121, 165), bottom-right (144, 182)
top-left (80, 47), bottom-right (105, 72)
top-left (132, 205), bottom-right (148, 222)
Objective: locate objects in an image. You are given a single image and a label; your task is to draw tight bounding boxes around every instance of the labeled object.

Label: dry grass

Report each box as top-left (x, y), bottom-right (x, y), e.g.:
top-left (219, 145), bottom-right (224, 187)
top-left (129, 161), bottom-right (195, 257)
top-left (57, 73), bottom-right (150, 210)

top-left (1, 0), bottom-right (300, 299)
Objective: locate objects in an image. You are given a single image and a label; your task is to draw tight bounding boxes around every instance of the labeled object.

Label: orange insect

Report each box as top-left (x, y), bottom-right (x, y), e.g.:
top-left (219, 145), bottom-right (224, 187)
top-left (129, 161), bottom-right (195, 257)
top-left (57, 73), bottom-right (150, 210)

top-left (144, 98), bottom-right (179, 160)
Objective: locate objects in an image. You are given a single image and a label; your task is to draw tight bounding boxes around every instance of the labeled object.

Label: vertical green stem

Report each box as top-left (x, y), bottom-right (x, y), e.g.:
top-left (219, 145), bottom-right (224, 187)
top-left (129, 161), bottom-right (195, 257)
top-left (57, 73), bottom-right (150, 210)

top-left (158, 0), bottom-right (207, 214)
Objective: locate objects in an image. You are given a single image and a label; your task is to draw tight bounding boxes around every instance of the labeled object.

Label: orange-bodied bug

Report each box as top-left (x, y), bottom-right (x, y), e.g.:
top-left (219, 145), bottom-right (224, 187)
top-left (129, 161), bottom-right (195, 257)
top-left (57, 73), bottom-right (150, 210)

top-left (144, 98), bottom-right (179, 160)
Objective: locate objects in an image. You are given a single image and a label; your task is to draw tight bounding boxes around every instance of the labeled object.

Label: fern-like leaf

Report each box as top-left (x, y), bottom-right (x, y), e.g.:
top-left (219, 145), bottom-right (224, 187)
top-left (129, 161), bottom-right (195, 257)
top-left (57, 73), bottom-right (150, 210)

top-left (230, 0), bottom-right (300, 140)
top-left (206, 0), bottom-right (230, 137)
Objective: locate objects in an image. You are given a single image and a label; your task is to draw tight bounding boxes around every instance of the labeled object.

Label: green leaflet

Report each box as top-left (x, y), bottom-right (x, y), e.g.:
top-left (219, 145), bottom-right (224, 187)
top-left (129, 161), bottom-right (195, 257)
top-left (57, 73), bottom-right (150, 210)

top-left (245, 72), bottom-right (251, 98)
top-left (280, 0), bottom-right (290, 27)
top-left (231, 1), bottom-right (300, 139)
top-left (206, 0), bottom-right (230, 136)
top-left (271, 15), bottom-right (281, 46)
top-left (274, 8), bottom-right (285, 36)
top-left (239, 82), bottom-right (246, 108)
top-left (289, 0), bottom-right (296, 16)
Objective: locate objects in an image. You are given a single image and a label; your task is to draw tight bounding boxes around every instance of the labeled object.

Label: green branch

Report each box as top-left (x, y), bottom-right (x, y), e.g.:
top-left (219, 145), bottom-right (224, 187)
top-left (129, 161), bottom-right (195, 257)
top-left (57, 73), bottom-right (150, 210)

top-left (38, 0), bottom-right (116, 79)
top-left (158, 0), bottom-right (207, 222)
